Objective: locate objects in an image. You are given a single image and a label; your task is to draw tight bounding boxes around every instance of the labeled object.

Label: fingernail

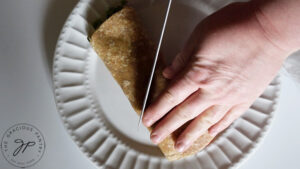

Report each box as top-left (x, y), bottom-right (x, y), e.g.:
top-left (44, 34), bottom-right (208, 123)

top-left (163, 67), bottom-right (172, 74)
top-left (143, 118), bottom-right (152, 127)
top-left (151, 133), bottom-right (161, 144)
top-left (175, 141), bottom-right (188, 153)
top-left (163, 67), bottom-right (173, 77)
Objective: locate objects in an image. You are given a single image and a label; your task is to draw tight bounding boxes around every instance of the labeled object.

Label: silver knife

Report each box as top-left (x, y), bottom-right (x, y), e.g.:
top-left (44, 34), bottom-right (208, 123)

top-left (138, 0), bottom-right (173, 127)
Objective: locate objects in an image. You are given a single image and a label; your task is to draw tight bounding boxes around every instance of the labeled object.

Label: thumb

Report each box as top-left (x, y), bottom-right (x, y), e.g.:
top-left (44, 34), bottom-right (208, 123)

top-left (163, 52), bottom-right (188, 79)
top-left (163, 26), bottom-right (200, 79)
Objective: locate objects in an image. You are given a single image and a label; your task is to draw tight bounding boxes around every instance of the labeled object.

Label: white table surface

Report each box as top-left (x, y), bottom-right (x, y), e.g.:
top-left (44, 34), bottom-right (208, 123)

top-left (0, 0), bottom-right (299, 169)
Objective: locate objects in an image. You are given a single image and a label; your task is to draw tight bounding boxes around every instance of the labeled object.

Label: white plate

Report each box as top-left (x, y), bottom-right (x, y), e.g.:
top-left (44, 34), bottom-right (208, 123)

top-left (52, 0), bottom-right (281, 168)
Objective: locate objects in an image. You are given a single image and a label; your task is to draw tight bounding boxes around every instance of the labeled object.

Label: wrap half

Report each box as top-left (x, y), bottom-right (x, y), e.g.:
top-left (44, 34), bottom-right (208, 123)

top-left (90, 6), bottom-right (214, 161)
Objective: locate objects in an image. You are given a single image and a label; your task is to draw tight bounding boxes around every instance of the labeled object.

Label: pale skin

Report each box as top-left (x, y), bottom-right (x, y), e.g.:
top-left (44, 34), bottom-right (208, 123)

top-left (143, 0), bottom-right (300, 152)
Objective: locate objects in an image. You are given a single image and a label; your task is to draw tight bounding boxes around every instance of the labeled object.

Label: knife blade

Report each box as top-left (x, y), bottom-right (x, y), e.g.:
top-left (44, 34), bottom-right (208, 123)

top-left (138, 0), bottom-right (173, 127)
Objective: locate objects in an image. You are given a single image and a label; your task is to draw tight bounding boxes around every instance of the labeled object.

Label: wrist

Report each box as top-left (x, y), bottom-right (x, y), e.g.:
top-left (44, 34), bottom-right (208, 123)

top-left (251, 0), bottom-right (300, 55)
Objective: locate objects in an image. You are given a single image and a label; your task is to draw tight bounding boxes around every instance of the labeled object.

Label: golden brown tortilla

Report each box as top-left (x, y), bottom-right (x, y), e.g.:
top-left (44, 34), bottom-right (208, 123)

top-left (90, 6), bottom-right (214, 161)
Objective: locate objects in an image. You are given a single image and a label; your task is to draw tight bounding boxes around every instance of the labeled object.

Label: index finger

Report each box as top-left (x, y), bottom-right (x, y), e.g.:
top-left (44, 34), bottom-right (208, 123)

top-left (142, 73), bottom-right (199, 127)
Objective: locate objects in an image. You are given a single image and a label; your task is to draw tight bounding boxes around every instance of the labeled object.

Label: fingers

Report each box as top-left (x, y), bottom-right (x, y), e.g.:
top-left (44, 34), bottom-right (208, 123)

top-left (175, 105), bottom-right (230, 152)
top-left (208, 105), bottom-right (248, 137)
top-left (150, 90), bottom-right (211, 144)
top-left (142, 72), bottom-right (199, 127)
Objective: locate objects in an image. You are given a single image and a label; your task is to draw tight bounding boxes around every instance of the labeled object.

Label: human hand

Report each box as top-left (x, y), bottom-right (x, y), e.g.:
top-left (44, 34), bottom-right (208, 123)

top-left (143, 2), bottom-right (291, 152)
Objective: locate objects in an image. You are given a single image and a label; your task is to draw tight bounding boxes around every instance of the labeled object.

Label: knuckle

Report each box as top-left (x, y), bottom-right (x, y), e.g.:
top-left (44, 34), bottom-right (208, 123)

top-left (215, 124), bottom-right (226, 133)
top-left (185, 64), bottom-right (221, 88)
top-left (186, 67), bottom-right (207, 84)
top-left (209, 111), bottom-right (221, 122)
top-left (220, 122), bottom-right (230, 130)
top-left (202, 116), bottom-right (215, 126)
top-left (175, 110), bottom-right (193, 121)
top-left (158, 127), bottom-right (172, 136)
top-left (214, 120), bottom-right (229, 132)
top-left (163, 90), bottom-right (176, 105)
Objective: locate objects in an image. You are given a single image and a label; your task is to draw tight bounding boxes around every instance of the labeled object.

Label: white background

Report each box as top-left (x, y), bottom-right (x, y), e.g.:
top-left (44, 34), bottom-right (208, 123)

top-left (0, 0), bottom-right (299, 169)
